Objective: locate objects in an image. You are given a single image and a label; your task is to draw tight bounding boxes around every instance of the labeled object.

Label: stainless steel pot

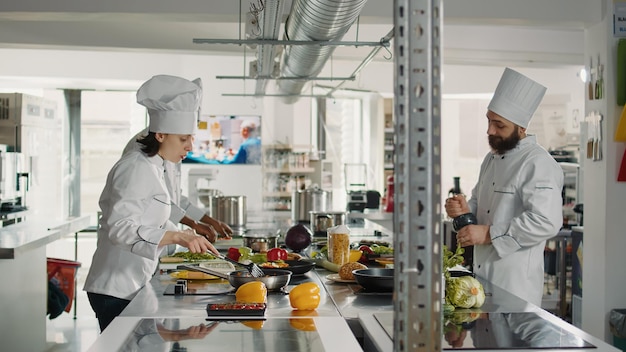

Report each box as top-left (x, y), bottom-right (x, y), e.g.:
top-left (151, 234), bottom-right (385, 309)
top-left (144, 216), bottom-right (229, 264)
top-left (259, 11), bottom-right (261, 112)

top-left (197, 188), bottom-right (223, 216)
top-left (242, 232), bottom-right (279, 252)
top-left (292, 185), bottom-right (332, 223)
top-left (310, 210), bottom-right (346, 237)
top-left (214, 196), bottom-right (247, 228)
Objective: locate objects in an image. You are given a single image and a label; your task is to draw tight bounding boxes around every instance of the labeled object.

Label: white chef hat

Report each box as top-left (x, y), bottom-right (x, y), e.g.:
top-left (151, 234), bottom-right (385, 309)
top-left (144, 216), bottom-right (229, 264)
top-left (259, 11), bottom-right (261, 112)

top-left (487, 68), bottom-right (547, 128)
top-left (136, 75), bottom-right (203, 134)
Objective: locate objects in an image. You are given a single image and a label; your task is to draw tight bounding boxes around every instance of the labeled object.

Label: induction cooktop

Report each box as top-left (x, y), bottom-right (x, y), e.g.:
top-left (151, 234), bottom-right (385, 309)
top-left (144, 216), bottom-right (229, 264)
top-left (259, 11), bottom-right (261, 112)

top-left (374, 311), bottom-right (596, 350)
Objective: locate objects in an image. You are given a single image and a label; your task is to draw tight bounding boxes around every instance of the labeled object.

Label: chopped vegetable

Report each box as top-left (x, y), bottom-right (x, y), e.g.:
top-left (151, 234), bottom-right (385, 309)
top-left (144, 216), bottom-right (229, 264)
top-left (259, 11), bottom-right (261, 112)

top-left (289, 282), bottom-right (321, 310)
top-left (171, 251), bottom-right (216, 261)
top-left (370, 244), bottom-right (393, 255)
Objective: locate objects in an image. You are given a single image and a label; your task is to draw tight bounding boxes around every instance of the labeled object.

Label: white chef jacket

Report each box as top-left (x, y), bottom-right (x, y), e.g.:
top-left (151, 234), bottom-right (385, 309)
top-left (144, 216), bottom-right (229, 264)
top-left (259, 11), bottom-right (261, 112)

top-left (123, 129), bottom-right (206, 222)
top-left (467, 135), bottom-right (563, 306)
top-left (84, 150), bottom-right (179, 300)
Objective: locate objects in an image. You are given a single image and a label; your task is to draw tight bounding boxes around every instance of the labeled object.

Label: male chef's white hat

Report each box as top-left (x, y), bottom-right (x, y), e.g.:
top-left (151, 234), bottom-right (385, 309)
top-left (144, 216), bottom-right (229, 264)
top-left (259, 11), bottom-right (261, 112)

top-left (487, 68), bottom-right (547, 128)
top-left (136, 75), bottom-right (202, 135)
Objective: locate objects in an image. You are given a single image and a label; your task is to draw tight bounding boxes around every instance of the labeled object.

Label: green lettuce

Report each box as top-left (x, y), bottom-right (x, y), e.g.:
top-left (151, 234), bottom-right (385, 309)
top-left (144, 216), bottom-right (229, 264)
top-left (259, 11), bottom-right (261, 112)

top-left (446, 276), bottom-right (485, 309)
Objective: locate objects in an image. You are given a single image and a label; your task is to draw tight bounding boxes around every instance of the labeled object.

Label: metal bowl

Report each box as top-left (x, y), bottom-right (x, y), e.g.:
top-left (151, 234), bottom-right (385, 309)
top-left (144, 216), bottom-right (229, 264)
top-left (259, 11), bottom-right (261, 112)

top-left (353, 268), bottom-right (394, 292)
top-left (228, 269), bottom-right (292, 291)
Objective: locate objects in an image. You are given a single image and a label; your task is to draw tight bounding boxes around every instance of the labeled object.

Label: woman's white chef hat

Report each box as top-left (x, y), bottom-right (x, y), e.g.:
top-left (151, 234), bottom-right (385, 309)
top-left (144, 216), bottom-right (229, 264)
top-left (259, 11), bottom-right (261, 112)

top-left (487, 68), bottom-right (547, 128)
top-left (136, 75), bottom-right (202, 134)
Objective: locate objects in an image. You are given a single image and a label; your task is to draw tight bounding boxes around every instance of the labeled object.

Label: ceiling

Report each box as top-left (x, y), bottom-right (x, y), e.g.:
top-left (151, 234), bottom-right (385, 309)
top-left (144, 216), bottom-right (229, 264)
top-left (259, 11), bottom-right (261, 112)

top-left (0, 0), bottom-right (600, 61)
top-left (0, 0), bottom-right (602, 95)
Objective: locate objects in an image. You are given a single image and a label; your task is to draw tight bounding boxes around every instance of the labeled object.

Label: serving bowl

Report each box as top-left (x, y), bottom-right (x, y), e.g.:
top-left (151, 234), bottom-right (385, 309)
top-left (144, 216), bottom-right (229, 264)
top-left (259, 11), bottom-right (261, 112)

top-left (228, 269), bottom-right (292, 291)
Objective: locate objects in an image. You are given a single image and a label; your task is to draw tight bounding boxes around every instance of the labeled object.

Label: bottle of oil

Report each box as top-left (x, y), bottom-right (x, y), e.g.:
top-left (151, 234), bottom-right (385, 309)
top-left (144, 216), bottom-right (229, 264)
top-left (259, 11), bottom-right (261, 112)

top-left (448, 176), bottom-right (462, 197)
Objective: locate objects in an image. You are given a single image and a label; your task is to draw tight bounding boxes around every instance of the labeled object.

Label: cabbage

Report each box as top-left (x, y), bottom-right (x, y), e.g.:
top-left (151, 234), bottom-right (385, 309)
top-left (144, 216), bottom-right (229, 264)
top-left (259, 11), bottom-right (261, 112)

top-left (446, 276), bottom-right (485, 309)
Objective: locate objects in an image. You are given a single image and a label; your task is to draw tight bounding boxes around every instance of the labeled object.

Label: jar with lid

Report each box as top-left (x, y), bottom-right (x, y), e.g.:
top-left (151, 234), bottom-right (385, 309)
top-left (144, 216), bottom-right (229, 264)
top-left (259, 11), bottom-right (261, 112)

top-left (327, 224), bottom-right (351, 266)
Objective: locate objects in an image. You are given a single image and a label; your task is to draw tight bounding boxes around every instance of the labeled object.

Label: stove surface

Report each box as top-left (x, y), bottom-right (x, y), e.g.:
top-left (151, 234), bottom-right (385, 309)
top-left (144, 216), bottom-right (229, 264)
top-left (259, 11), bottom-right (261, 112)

top-left (374, 311), bottom-right (596, 350)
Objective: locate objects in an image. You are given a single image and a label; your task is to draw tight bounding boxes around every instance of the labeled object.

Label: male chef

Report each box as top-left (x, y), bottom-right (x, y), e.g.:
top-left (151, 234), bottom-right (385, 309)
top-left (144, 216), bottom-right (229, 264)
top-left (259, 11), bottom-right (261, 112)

top-left (445, 67), bottom-right (564, 306)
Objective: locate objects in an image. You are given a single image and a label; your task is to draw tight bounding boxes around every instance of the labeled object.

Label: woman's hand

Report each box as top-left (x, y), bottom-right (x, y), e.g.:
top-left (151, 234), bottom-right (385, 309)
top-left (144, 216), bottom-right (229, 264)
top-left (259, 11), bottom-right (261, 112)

top-left (162, 229), bottom-right (219, 255)
top-left (445, 194), bottom-right (471, 218)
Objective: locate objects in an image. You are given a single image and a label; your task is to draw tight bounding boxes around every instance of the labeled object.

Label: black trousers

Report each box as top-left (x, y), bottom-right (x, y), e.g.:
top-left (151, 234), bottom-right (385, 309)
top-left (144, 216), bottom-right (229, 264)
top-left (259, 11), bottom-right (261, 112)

top-left (87, 292), bottom-right (131, 332)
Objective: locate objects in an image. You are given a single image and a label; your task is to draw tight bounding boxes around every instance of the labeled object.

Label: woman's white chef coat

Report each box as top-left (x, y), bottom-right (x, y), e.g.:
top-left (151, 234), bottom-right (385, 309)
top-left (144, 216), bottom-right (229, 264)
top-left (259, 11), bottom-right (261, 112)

top-left (467, 135), bottom-right (563, 306)
top-left (84, 150), bottom-right (178, 300)
top-left (122, 128), bottom-right (204, 222)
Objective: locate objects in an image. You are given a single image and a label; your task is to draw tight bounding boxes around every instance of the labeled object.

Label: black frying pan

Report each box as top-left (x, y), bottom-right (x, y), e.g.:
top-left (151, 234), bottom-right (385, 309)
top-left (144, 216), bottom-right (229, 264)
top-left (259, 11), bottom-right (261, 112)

top-left (353, 268), bottom-right (394, 292)
top-left (283, 260), bottom-right (315, 276)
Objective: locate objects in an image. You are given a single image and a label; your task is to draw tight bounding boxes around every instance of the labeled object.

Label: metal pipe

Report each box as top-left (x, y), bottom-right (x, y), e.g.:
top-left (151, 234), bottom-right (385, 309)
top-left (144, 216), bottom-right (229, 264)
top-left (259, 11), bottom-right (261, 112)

top-left (277, 0), bottom-right (369, 102)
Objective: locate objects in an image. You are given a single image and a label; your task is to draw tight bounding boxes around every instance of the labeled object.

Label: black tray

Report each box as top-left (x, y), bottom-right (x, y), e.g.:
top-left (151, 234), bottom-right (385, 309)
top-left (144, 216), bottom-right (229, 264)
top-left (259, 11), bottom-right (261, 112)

top-left (206, 303), bottom-right (266, 318)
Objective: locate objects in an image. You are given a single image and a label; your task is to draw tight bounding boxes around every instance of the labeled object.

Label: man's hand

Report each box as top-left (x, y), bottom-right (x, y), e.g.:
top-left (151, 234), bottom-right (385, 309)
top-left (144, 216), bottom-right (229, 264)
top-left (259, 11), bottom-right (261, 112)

top-left (192, 221), bottom-right (218, 243)
top-left (445, 194), bottom-right (471, 218)
top-left (201, 215), bottom-right (233, 240)
top-left (455, 224), bottom-right (491, 247)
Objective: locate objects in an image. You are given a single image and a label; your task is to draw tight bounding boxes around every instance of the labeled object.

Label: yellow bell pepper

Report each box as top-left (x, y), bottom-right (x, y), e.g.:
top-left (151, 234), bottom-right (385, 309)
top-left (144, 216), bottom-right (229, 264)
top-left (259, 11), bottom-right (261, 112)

top-left (235, 281), bottom-right (267, 304)
top-left (289, 318), bottom-right (316, 331)
top-left (240, 320), bottom-right (264, 330)
top-left (289, 282), bottom-right (320, 310)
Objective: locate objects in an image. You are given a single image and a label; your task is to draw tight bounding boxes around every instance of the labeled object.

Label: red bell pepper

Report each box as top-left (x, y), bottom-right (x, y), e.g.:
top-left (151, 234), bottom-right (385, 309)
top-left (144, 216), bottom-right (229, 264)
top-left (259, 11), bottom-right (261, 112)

top-left (227, 247), bottom-right (241, 261)
top-left (267, 247), bottom-right (288, 261)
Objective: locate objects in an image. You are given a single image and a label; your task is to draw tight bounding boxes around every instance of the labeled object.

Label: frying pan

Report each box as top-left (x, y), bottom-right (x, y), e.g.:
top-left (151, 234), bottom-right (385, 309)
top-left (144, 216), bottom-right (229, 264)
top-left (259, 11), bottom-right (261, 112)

top-left (283, 260), bottom-right (315, 276)
top-left (353, 268), bottom-right (394, 292)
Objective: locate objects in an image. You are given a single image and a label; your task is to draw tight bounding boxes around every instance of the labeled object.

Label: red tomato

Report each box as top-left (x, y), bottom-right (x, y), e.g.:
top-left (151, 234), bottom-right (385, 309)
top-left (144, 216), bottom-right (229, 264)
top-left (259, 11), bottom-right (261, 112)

top-left (266, 248), bottom-right (288, 261)
top-left (228, 247), bottom-right (241, 261)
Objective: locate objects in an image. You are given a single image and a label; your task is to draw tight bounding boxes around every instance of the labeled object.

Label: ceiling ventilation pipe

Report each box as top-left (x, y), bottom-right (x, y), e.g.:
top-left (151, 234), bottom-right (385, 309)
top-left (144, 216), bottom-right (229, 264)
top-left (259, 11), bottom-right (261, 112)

top-left (252, 0), bottom-right (285, 94)
top-left (278, 0), bottom-right (368, 103)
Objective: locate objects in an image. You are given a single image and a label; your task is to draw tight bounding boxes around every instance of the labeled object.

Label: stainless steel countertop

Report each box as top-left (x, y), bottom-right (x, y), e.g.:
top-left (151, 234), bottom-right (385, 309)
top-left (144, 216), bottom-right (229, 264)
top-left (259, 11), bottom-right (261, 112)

top-left (88, 316), bottom-right (363, 352)
top-left (358, 276), bottom-right (620, 352)
top-left (120, 267), bottom-right (342, 319)
top-left (0, 215), bottom-right (91, 259)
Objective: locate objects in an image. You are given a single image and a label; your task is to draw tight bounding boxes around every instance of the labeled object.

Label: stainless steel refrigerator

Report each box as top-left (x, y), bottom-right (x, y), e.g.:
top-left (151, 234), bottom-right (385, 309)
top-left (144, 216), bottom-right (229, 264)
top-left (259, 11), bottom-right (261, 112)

top-left (0, 93), bottom-right (63, 219)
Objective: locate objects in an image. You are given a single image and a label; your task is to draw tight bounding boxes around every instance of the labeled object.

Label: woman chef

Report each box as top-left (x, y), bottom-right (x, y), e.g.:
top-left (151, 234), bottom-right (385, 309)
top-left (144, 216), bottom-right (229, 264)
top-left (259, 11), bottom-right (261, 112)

top-left (84, 75), bottom-right (218, 332)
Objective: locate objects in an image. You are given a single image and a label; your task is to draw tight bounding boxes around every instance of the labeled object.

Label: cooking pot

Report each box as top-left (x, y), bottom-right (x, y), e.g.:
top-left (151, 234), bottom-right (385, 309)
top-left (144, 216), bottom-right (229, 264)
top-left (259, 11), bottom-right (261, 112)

top-left (241, 231), bottom-right (279, 252)
top-left (310, 210), bottom-right (346, 237)
top-left (197, 188), bottom-right (223, 216)
top-left (214, 196), bottom-right (246, 228)
top-left (292, 185), bottom-right (332, 223)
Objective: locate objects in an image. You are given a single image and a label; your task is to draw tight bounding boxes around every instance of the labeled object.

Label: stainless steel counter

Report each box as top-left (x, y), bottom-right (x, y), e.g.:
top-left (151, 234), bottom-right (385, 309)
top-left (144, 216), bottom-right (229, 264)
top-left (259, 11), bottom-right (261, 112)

top-left (359, 276), bottom-right (620, 352)
top-left (0, 215), bottom-right (92, 352)
top-left (121, 268), bottom-right (341, 319)
top-left (0, 215), bottom-right (91, 258)
top-left (88, 316), bottom-right (363, 352)
top-left (93, 266), bottom-right (362, 351)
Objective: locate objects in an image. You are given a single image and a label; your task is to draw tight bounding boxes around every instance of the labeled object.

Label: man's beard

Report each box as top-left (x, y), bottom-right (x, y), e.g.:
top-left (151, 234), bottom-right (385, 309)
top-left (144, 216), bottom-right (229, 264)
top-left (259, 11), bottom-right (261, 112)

top-left (488, 126), bottom-right (521, 155)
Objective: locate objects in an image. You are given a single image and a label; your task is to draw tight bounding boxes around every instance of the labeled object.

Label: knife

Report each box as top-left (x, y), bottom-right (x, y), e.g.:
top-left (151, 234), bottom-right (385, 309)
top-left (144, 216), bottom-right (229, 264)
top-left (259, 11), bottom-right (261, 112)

top-left (177, 264), bottom-right (229, 280)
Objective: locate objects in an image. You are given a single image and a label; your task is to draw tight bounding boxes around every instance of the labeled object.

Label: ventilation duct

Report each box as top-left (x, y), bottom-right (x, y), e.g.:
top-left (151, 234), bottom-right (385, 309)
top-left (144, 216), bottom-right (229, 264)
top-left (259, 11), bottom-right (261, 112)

top-left (278, 0), bottom-right (368, 103)
top-left (251, 0), bottom-right (285, 94)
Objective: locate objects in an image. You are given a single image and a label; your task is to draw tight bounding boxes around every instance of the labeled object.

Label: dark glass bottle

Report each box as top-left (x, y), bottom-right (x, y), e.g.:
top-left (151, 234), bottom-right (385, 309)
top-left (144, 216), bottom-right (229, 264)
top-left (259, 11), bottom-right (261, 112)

top-left (448, 177), bottom-right (477, 231)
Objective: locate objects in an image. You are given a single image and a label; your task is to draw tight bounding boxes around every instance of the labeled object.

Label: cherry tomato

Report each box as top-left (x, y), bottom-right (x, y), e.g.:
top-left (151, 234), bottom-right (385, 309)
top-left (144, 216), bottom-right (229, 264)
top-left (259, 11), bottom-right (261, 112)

top-left (228, 247), bottom-right (241, 261)
top-left (267, 248), bottom-right (288, 261)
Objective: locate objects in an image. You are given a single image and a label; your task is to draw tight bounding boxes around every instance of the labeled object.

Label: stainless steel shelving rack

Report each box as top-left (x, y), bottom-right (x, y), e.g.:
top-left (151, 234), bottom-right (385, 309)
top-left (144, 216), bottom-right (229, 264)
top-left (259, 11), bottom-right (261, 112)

top-left (393, 0), bottom-right (443, 351)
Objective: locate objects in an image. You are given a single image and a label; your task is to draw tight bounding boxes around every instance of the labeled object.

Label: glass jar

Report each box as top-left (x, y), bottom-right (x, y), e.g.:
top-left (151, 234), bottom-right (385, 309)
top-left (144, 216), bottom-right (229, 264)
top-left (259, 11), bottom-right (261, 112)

top-left (327, 225), bottom-right (351, 266)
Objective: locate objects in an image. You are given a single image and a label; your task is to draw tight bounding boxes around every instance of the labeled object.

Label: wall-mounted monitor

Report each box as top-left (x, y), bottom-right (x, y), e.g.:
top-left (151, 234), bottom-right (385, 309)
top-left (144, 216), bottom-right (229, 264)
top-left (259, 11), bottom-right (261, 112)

top-left (184, 115), bottom-right (261, 165)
